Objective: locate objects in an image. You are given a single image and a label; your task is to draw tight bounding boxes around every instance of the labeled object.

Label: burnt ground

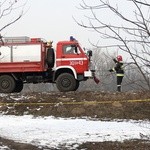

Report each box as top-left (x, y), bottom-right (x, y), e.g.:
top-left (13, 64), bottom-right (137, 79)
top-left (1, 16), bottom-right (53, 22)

top-left (0, 91), bottom-right (150, 150)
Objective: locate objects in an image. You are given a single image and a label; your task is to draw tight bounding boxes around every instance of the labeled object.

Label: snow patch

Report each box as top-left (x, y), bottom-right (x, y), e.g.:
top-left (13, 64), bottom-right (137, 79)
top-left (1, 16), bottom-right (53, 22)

top-left (0, 115), bottom-right (149, 149)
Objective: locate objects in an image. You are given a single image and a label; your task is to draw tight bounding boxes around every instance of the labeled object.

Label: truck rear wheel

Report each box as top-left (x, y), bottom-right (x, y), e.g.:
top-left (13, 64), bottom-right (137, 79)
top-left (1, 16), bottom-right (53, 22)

top-left (56, 73), bottom-right (76, 92)
top-left (0, 75), bottom-right (16, 93)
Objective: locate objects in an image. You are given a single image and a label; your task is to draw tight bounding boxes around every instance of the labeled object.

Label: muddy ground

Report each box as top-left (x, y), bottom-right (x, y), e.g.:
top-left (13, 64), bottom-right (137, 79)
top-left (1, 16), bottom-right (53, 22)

top-left (0, 91), bottom-right (150, 150)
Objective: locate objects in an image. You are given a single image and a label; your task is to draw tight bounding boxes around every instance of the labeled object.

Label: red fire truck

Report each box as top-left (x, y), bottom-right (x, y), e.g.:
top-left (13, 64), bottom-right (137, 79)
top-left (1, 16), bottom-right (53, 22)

top-left (0, 36), bottom-right (97, 93)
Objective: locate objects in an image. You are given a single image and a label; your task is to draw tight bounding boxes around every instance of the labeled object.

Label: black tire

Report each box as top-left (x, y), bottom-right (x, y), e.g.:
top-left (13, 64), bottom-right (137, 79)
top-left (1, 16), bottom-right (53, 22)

top-left (0, 75), bottom-right (16, 93)
top-left (56, 73), bottom-right (76, 92)
top-left (14, 80), bottom-right (23, 93)
top-left (47, 48), bottom-right (55, 68)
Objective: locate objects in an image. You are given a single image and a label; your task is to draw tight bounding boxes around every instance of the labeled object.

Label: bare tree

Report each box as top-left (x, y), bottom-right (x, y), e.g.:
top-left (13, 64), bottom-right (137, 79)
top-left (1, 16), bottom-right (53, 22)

top-left (76, 0), bottom-right (150, 90)
top-left (0, 0), bottom-right (26, 35)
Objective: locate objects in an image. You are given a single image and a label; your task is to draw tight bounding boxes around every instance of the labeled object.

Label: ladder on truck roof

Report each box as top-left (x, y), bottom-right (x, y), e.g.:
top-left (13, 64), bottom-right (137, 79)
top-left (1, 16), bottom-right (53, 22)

top-left (3, 36), bottom-right (30, 43)
top-left (0, 36), bottom-right (43, 45)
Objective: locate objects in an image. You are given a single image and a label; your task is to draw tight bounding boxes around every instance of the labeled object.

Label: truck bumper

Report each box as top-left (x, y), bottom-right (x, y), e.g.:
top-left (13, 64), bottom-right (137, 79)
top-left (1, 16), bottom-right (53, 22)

top-left (84, 70), bottom-right (95, 78)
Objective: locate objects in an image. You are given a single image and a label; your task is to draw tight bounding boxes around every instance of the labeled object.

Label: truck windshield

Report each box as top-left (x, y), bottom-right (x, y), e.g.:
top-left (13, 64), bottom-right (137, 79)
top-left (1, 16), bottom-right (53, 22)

top-left (63, 45), bottom-right (80, 54)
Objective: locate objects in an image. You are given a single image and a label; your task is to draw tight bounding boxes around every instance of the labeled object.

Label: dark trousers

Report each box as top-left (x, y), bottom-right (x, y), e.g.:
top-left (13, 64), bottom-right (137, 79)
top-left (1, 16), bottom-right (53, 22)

top-left (117, 76), bottom-right (123, 92)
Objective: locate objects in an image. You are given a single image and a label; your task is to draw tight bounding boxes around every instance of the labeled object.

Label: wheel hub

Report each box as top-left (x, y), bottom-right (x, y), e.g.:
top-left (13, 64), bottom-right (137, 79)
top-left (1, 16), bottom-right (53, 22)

top-left (1, 80), bottom-right (9, 89)
top-left (61, 78), bottom-right (71, 87)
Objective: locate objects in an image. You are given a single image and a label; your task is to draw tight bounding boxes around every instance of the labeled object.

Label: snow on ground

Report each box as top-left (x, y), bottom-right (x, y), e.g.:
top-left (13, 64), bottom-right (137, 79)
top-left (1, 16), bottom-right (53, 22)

top-left (0, 115), bottom-right (149, 149)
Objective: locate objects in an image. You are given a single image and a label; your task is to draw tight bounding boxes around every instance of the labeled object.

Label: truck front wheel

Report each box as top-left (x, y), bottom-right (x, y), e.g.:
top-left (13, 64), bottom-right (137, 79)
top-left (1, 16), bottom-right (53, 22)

top-left (56, 73), bottom-right (76, 92)
top-left (0, 75), bottom-right (16, 93)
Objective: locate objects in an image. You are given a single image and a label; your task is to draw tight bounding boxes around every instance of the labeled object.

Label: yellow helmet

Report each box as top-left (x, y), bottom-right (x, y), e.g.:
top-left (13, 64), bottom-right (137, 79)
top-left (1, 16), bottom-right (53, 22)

top-left (47, 41), bottom-right (53, 47)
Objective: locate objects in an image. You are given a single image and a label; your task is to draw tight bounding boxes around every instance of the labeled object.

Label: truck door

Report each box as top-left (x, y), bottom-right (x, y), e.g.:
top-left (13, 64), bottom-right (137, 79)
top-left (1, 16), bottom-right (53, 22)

top-left (57, 44), bottom-right (88, 73)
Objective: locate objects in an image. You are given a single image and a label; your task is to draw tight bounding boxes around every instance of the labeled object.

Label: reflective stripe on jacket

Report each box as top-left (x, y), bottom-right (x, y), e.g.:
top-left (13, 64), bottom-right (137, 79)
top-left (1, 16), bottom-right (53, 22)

top-left (116, 73), bottom-right (124, 77)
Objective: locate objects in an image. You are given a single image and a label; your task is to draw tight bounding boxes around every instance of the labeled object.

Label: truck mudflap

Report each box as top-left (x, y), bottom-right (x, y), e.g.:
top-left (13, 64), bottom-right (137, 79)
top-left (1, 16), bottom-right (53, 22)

top-left (94, 76), bottom-right (100, 84)
top-left (84, 70), bottom-right (100, 84)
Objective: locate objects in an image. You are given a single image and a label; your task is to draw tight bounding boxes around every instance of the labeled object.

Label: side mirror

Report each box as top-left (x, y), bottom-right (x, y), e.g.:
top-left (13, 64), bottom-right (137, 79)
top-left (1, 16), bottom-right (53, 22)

top-left (87, 50), bottom-right (92, 57)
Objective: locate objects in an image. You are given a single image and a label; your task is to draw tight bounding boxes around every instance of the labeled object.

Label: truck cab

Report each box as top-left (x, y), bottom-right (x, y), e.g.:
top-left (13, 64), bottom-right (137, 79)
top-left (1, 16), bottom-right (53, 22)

top-left (52, 38), bottom-right (95, 92)
top-left (56, 41), bottom-right (89, 74)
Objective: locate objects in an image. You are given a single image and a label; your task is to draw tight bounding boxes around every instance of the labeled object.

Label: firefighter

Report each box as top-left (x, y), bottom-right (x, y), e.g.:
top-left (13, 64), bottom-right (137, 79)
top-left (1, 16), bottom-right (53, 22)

top-left (46, 41), bottom-right (53, 48)
top-left (109, 55), bottom-right (124, 92)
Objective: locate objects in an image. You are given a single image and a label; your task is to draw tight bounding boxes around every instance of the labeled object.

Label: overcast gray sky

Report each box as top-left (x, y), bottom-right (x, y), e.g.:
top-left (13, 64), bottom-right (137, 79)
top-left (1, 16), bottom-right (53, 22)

top-left (2, 0), bottom-right (149, 62)
top-left (2, 0), bottom-right (98, 48)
